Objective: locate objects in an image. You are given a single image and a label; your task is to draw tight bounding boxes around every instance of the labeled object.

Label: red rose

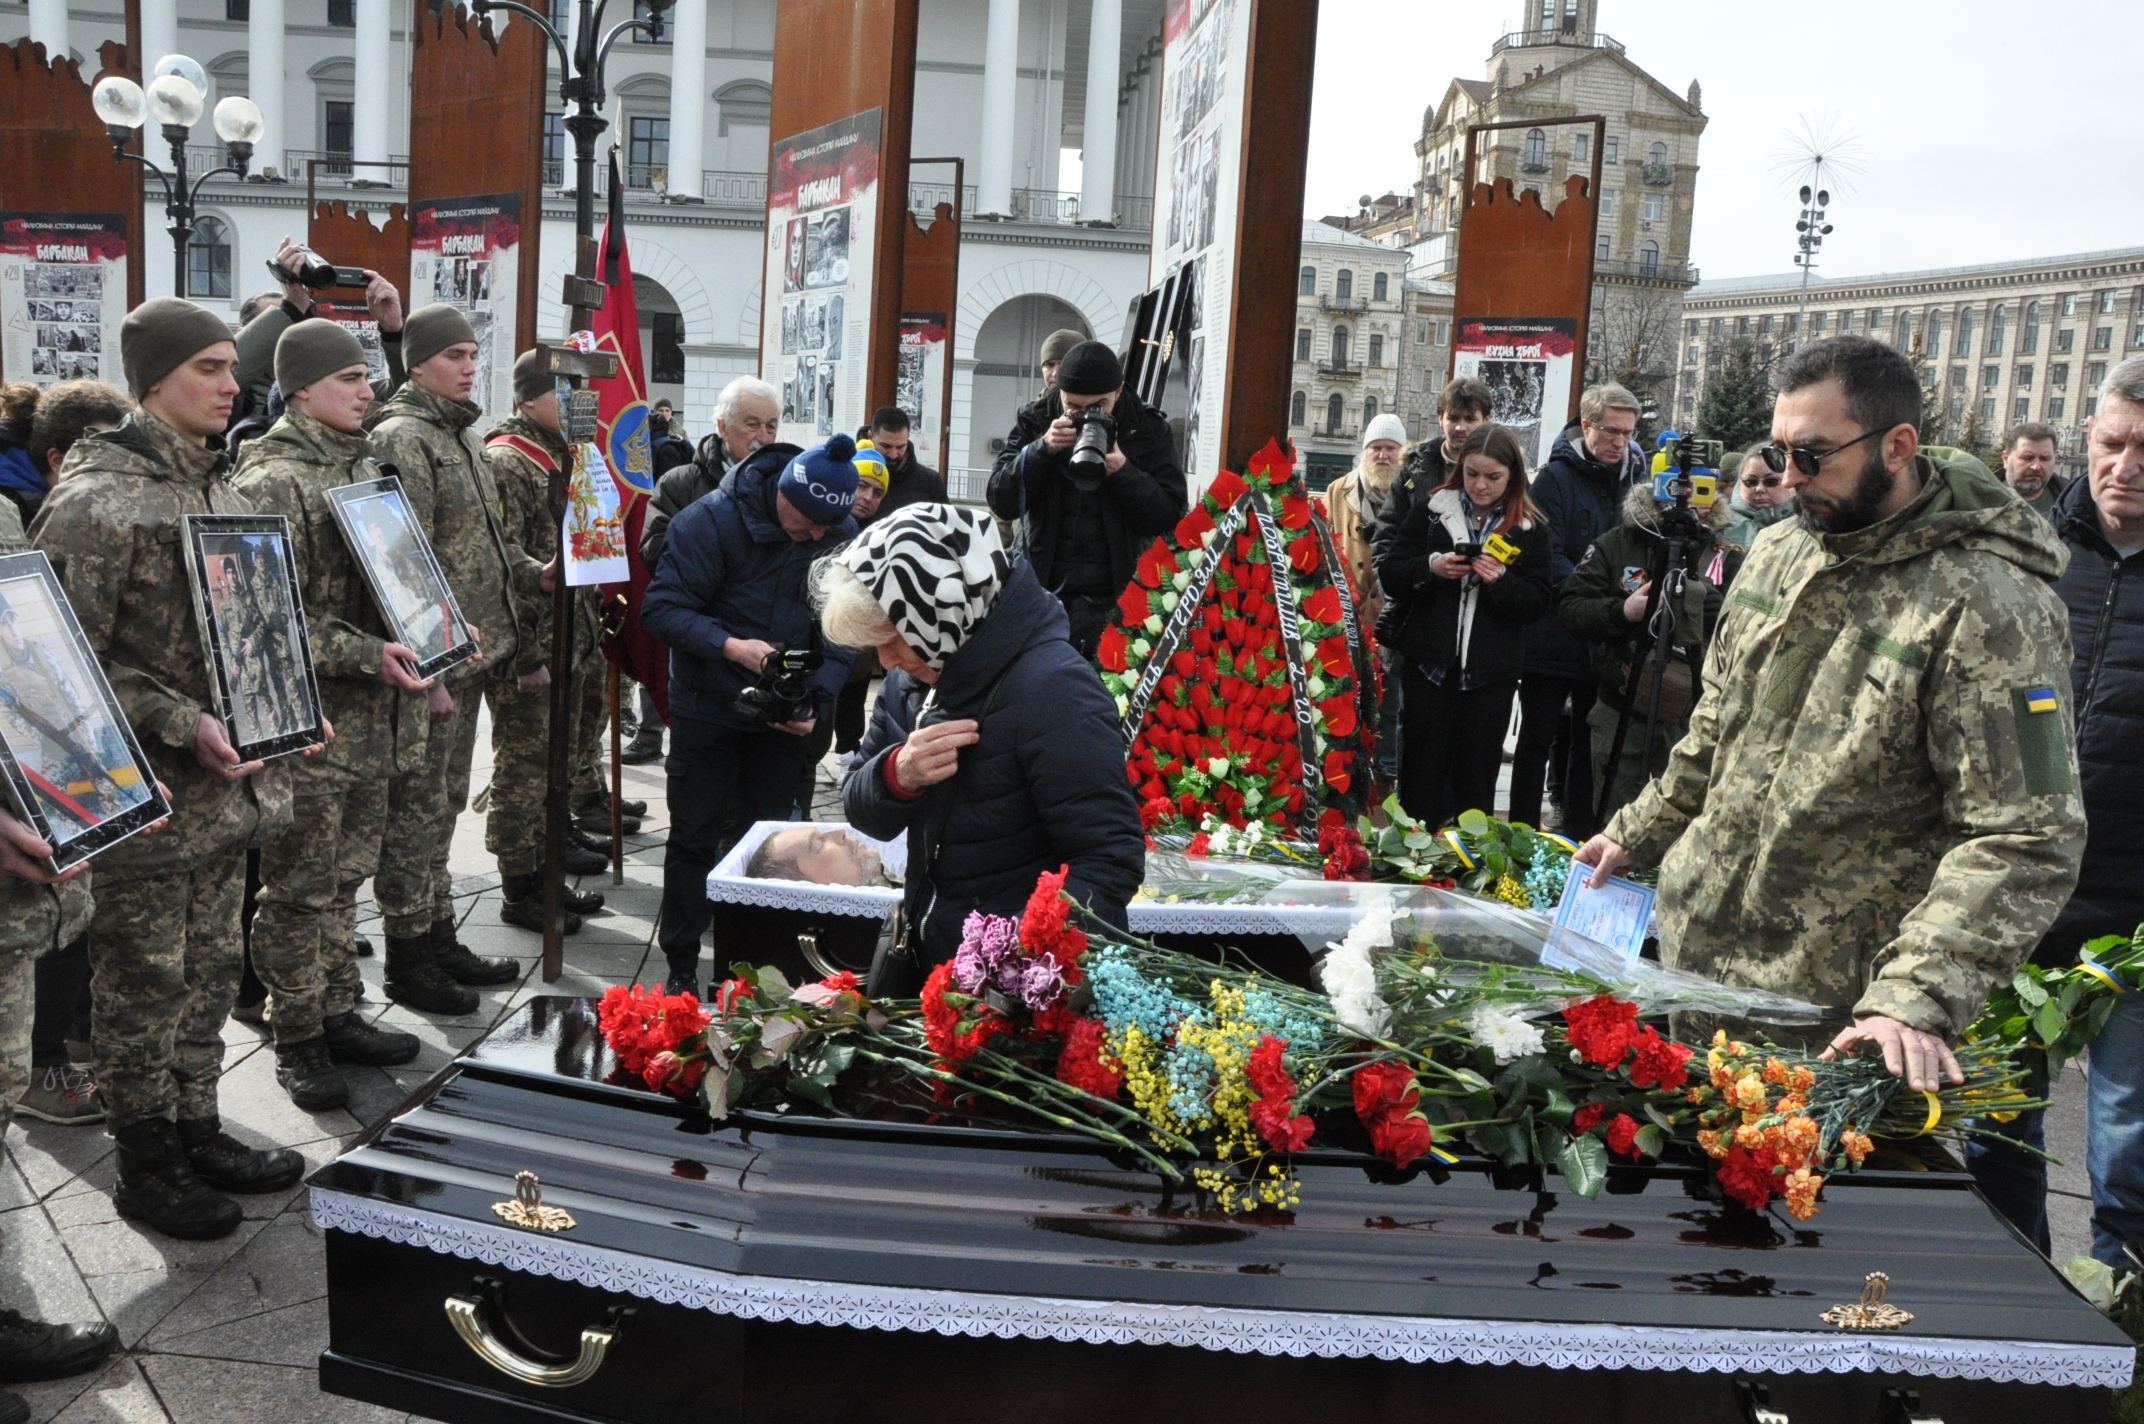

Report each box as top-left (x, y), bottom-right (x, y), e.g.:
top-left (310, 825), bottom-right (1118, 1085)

top-left (1605, 1113), bottom-right (1643, 1158)
top-left (1562, 996), bottom-right (1642, 1069)
top-left (1367, 1110), bottom-right (1434, 1168)
top-left (1570, 1102), bottom-right (1606, 1135)
top-left (1173, 650), bottom-right (1198, 679)
top-left (1117, 585), bottom-right (1152, 626)
top-left (1352, 1061), bottom-right (1418, 1117)
top-left (1627, 1028), bottom-right (1696, 1091)
top-left (1097, 624), bottom-right (1129, 673)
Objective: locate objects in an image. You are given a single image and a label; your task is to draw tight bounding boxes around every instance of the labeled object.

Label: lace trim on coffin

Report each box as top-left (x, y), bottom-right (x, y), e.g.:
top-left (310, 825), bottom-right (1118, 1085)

top-left (310, 1189), bottom-right (2133, 1387)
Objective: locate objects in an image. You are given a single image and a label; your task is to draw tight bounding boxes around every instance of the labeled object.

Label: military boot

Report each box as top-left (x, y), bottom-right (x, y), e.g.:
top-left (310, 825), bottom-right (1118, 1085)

top-left (559, 839), bottom-right (609, 875)
top-left (497, 874), bottom-right (583, 936)
top-left (113, 1120), bottom-right (242, 1240)
top-left (383, 932), bottom-right (479, 1015)
top-left (0, 1307), bottom-right (118, 1382)
top-left (560, 881), bottom-right (604, 914)
top-left (571, 823), bottom-right (614, 855)
top-left (273, 1038), bottom-right (348, 1111)
top-left (321, 1011), bottom-right (420, 1066)
top-left (431, 918), bottom-right (520, 986)
top-left (177, 1116), bottom-right (304, 1193)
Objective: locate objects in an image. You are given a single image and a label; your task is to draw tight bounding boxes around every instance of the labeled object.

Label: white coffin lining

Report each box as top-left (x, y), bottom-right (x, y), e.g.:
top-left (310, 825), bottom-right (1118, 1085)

top-left (311, 1188), bottom-right (2134, 1388)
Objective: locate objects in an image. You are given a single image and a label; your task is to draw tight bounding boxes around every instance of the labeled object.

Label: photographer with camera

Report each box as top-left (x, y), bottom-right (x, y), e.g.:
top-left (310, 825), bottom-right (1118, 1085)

top-left (986, 340), bottom-right (1186, 657)
top-left (1555, 438), bottom-right (1742, 822)
top-left (642, 434), bottom-right (860, 995)
top-left (232, 239), bottom-right (405, 428)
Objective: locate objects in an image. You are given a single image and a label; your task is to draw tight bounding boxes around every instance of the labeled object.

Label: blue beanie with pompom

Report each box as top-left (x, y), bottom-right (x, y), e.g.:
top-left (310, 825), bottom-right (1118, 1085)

top-left (776, 432), bottom-right (859, 526)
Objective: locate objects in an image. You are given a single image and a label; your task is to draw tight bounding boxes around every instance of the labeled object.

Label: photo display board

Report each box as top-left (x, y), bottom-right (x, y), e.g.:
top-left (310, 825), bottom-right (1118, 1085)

top-left (409, 194), bottom-right (522, 418)
top-left (0, 550), bottom-right (169, 871)
top-left (896, 311), bottom-right (947, 469)
top-left (761, 108), bottom-right (883, 442)
top-left (0, 214), bottom-right (126, 386)
top-left (182, 516), bottom-right (327, 764)
top-left (1451, 316), bottom-right (1578, 473)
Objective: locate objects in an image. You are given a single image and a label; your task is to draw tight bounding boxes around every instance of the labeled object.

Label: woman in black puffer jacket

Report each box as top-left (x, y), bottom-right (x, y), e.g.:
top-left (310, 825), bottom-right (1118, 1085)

top-left (1375, 423), bottom-right (1553, 828)
top-left (821, 505), bottom-right (1142, 990)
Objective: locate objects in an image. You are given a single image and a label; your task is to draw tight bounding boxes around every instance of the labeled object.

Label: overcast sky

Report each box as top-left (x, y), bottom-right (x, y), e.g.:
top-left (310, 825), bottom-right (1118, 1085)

top-left (1305, 0), bottom-right (2144, 283)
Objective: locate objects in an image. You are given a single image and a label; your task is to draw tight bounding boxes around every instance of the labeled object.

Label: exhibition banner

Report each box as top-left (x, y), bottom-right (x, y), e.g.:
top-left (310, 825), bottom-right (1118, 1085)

top-left (409, 193), bottom-right (522, 417)
top-left (762, 108), bottom-right (882, 441)
top-left (0, 214), bottom-right (126, 386)
top-left (1451, 316), bottom-right (1578, 473)
top-left (896, 311), bottom-right (948, 470)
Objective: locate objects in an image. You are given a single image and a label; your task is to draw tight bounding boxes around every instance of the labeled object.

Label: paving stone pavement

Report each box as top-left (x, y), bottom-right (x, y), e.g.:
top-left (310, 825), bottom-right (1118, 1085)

top-left (0, 707), bottom-right (2100, 1421)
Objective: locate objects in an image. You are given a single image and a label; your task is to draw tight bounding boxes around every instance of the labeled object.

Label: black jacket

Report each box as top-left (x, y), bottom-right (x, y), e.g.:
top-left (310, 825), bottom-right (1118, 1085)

top-left (640, 443), bottom-right (856, 728)
top-left (1523, 421), bottom-right (1646, 680)
top-left (639, 436), bottom-right (725, 573)
top-left (2042, 476), bottom-right (2144, 955)
top-left (984, 388), bottom-right (1186, 601)
top-left (878, 449), bottom-right (948, 519)
top-left (843, 560), bottom-right (1143, 964)
top-left (1376, 486), bottom-right (1552, 688)
top-left (1370, 436), bottom-right (1455, 644)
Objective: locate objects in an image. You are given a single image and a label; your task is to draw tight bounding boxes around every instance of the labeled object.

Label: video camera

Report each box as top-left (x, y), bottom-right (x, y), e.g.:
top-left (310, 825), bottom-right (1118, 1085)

top-left (733, 647), bottom-right (823, 725)
top-left (1648, 429), bottom-right (1722, 548)
top-left (268, 247), bottom-right (370, 291)
top-left (1064, 405), bottom-right (1117, 491)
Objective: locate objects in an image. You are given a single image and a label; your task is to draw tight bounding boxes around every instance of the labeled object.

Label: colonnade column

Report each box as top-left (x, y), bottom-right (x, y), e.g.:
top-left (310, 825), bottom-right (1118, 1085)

top-left (975, 0), bottom-right (1019, 217)
top-left (1077, 0), bottom-right (1119, 223)
top-left (27, 0), bottom-right (67, 64)
top-left (248, 0), bottom-right (286, 177)
top-left (664, 0), bottom-right (706, 200)
top-left (352, 0), bottom-right (391, 174)
top-left (140, 0), bottom-right (178, 77)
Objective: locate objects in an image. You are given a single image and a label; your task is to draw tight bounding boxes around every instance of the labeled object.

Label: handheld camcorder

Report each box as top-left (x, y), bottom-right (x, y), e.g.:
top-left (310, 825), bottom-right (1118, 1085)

top-left (1649, 430), bottom-right (1723, 547)
top-left (1064, 406), bottom-right (1117, 490)
top-left (733, 647), bottom-right (823, 725)
top-left (269, 248), bottom-right (370, 291)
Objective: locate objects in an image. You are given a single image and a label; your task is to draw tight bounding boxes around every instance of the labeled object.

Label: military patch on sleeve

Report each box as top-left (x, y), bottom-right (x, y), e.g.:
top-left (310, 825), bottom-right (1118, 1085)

top-left (2010, 685), bottom-right (2073, 797)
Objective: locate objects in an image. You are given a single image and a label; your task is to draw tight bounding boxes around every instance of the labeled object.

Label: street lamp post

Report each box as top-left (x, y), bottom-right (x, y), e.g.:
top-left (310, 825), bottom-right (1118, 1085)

top-left (1791, 183), bottom-right (1833, 351)
top-left (93, 57), bottom-right (265, 297)
top-left (468, 0), bottom-right (672, 976)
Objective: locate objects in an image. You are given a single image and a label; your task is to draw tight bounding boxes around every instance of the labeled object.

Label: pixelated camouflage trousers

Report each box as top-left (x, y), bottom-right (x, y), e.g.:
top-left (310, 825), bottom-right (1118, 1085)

top-left (484, 654), bottom-right (609, 874)
top-left (251, 776), bottom-right (385, 1044)
top-left (374, 680), bottom-right (482, 938)
top-left (89, 854), bottom-right (246, 1131)
top-left (0, 939), bottom-right (30, 1139)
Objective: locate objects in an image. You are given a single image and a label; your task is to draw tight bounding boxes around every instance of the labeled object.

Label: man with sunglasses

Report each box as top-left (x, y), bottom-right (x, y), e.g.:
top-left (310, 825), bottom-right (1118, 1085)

top-left (1576, 334), bottom-right (2085, 1101)
top-left (1720, 442), bottom-right (1798, 551)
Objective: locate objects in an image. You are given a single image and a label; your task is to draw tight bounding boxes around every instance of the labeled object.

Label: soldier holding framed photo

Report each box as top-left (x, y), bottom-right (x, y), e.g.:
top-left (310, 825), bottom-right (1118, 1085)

top-left (182, 517), bottom-right (326, 764)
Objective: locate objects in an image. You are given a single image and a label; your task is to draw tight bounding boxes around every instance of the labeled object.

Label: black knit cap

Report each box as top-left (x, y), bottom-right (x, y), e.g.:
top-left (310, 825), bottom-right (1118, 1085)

top-left (1054, 340), bottom-right (1122, 397)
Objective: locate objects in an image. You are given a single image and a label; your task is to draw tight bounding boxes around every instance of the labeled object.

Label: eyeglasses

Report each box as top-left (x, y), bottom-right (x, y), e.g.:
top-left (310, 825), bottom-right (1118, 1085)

top-left (1759, 425), bottom-right (1888, 478)
top-left (1740, 474), bottom-right (1784, 489)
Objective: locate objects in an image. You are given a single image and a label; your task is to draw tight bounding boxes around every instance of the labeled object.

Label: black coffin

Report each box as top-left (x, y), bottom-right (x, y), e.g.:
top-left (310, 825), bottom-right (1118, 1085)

top-left (313, 998), bottom-right (2134, 1424)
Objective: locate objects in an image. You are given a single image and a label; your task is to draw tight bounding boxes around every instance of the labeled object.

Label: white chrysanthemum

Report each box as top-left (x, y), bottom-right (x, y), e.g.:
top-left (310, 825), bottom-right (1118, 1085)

top-left (1466, 1004), bottom-right (1546, 1065)
top-left (1320, 915), bottom-right (1393, 1040)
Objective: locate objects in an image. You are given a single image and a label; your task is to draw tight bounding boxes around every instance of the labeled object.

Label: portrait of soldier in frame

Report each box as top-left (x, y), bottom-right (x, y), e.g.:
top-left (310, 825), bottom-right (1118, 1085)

top-left (325, 475), bottom-right (478, 682)
top-left (182, 516), bottom-right (327, 763)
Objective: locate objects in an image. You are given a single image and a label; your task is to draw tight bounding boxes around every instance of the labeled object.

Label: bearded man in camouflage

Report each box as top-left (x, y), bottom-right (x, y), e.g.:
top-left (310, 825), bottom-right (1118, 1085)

top-left (1577, 335), bottom-right (2087, 1093)
top-left (234, 319), bottom-right (431, 1111)
top-left (365, 305), bottom-right (535, 1012)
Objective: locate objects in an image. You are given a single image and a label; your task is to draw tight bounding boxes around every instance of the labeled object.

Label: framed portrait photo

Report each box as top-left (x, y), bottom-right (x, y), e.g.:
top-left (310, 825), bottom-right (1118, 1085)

top-left (0, 551), bottom-right (170, 872)
top-left (182, 515), bottom-right (327, 763)
top-left (325, 475), bottom-right (479, 682)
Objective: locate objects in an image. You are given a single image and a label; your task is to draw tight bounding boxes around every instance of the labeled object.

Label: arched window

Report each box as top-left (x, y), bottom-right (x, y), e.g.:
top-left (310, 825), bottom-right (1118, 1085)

top-left (1364, 396), bottom-right (1379, 423)
top-left (1331, 325), bottom-right (1350, 367)
top-left (1648, 140), bottom-right (1668, 165)
top-left (1955, 308), bottom-right (1973, 356)
top-left (1367, 333), bottom-right (1384, 368)
top-left (1295, 328), bottom-right (1311, 361)
top-left (1926, 310), bottom-right (1944, 353)
top-left (2023, 301), bottom-right (2042, 355)
top-left (1523, 128), bottom-right (1545, 169)
top-left (187, 216), bottom-right (232, 299)
top-left (1291, 391), bottom-right (1307, 427)
top-left (1638, 240), bottom-right (1659, 277)
top-left (1326, 393), bottom-right (1345, 432)
top-left (1372, 271), bottom-right (1388, 302)
top-left (1989, 306), bottom-right (2007, 356)
top-left (1298, 266), bottom-right (1316, 296)
top-left (1898, 311), bottom-right (1915, 350)
top-left (1335, 270), bottom-right (1353, 303)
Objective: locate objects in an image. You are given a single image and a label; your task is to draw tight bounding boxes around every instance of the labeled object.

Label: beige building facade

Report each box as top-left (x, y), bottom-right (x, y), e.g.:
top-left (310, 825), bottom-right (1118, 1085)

top-left (1289, 221), bottom-right (1409, 488)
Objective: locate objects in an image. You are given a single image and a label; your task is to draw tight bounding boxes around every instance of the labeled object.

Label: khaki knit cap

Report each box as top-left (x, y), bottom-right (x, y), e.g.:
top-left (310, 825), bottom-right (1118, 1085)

top-left (403, 303), bottom-right (478, 369)
top-left (512, 349), bottom-right (552, 404)
top-left (274, 319), bottom-right (368, 398)
top-left (1039, 328), bottom-right (1086, 366)
top-left (119, 296), bottom-right (236, 398)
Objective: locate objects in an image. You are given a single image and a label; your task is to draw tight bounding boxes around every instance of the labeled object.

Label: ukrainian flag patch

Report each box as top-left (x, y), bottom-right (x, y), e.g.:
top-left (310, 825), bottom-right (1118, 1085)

top-left (2025, 686), bottom-right (2060, 714)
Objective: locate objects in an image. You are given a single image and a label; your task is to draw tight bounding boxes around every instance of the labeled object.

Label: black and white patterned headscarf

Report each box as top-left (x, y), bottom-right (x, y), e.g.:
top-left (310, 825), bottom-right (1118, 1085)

top-left (833, 504), bottom-right (1012, 670)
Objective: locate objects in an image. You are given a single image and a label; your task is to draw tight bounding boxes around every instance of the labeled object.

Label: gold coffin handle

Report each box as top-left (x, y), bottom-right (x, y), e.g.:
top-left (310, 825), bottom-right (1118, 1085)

top-left (444, 1294), bottom-right (617, 1388)
top-left (798, 931), bottom-right (843, 979)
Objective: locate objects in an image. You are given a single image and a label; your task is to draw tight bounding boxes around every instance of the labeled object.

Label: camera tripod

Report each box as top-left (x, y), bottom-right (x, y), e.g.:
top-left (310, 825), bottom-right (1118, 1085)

top-left (1595, 517), bottom-right (1708, 825)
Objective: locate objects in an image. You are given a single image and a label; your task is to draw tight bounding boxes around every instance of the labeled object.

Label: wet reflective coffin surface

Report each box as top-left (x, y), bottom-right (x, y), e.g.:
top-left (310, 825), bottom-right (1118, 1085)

top-left (313, 999), bottom-right (2131, 1424)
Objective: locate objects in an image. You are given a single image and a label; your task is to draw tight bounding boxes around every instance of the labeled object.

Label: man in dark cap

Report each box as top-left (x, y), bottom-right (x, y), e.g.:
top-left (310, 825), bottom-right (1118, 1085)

top-left (1037, 327), bottom-right (1085, 393)
top-left (985, 338), bottom-right (1186, 655)
top-left (32, 296), bottom-right (318, 1239)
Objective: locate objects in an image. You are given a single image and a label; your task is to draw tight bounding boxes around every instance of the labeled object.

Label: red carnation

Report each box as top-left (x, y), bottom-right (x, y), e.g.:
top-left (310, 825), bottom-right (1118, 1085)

top-left (1054, 1016), bottom-right (1123, 1100)
top-left (1715, 1146), bottom-right (1778, 1212)
top-left (1185, 832), bottom-right (1212, 856)
top-left (1097, 624), bottom-right (1129, 673)
top-left (1605, 1113), bottom-right (1643, 1159)
top-left (1627, 1028), bottom-right (1696, 1091)
top-left (1020, 865), bottom-right (1088, 976)
top-left (597, 983), bottom-right (712, 1095)
top-left (1301, 585), bottom-right (1343, 625)
top-left (921, 962), bottom-right (1008, 1064)
top-left (1570, 1102), bottom-right (1606, 1135)
top-left (1140, 796), bottom-right (1172, 830)
top-left (1117, 584), bottom-right (1152, 626)
top-left (1562, 995), bottom-right (1642, 1069)
top-left (1352, 1061), bottom-right (1434, 1168)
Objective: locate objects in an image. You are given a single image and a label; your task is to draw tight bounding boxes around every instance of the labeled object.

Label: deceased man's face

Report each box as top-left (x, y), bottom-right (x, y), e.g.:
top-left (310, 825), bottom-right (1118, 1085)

top-left (755, 826), bottom-right (884, 887)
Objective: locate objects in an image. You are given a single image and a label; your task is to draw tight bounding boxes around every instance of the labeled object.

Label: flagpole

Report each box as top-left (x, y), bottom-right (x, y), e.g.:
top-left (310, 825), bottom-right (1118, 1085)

top-left (472, 0), bottom-right (673, 983)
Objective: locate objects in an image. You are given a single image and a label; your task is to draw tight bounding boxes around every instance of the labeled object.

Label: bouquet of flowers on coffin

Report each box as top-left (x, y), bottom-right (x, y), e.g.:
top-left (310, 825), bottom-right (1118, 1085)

top-left (600, 872), bottom-right (2144, 1222)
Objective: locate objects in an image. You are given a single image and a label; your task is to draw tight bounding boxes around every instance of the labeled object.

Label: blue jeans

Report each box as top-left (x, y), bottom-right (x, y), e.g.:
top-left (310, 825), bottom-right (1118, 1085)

top-left (1966, 1109), bottom-right (2049, 1255)
top-left (2090, 992), bottom-right (2144, 1267)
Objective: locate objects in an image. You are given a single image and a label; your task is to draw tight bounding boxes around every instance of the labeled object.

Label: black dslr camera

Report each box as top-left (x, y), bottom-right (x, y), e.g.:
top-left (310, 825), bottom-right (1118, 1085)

top-left (733, 647), bottom-right (823, 724)
top-left (1064, 405), bottom-right (1117, 490)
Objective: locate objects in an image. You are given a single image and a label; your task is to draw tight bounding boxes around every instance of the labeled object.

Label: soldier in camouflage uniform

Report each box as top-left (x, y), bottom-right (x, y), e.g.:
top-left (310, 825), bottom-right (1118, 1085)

top-left (481, 350), bottom-right (608, 931)
top-left (1579, 336), bottom-right (2087, 1088)
top-left (31, 297), bottom-right (312, 1240)
top-left (234, 320), bottom-right (428, 1110)
top-left (364, 305), bottom-right (534, 1010)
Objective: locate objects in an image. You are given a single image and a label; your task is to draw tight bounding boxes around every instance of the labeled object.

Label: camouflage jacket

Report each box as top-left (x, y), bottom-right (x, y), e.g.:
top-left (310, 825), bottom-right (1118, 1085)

top-left (232, 410), bottom-right (413, 786)
top-left (30, 411), bottom-right (287, 877)
top-left (483, 415), bottom-right (599, 662)
top-left (0, 501), bottom-right (92, 951)
top-left (367, 381), bottom-right (543, 681)
top-left (1604, 449), bottom-right (2086, 1039)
